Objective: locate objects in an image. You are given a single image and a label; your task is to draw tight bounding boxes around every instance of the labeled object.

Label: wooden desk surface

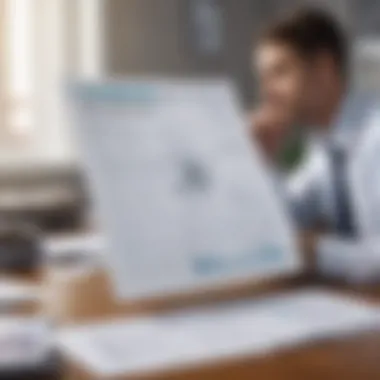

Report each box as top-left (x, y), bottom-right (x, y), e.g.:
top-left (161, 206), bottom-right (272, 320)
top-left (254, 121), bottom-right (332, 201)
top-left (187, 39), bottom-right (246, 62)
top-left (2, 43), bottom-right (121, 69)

top-left (136, 332), bottom-right (380, 380)
top-left (29, 264), bottom-right (380, 380)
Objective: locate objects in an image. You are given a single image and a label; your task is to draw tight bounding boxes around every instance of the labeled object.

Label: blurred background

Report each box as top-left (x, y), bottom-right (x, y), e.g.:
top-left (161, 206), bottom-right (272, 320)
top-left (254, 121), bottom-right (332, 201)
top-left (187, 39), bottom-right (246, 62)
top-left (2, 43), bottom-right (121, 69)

top-left (0, 0), bottom-right (378, 234)
top-left (1, 2), bottom-right (380, 378)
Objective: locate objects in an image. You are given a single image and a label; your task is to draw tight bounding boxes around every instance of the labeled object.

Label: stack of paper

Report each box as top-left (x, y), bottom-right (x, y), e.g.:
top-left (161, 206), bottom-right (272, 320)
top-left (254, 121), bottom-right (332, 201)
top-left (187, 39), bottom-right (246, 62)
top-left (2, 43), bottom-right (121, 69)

top-left (58, 289), bottom-right (380, 377)
top-left (43, 233), bottom-right (105, 264)
top-left (0, 280), bottom-right (40, 311)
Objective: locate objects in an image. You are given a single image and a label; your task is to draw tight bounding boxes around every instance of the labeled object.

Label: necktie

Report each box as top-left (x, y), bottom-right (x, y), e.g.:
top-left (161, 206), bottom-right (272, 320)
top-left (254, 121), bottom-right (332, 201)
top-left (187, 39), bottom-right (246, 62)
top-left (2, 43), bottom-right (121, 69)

top-left (329, 143), bottom-right (356, 237)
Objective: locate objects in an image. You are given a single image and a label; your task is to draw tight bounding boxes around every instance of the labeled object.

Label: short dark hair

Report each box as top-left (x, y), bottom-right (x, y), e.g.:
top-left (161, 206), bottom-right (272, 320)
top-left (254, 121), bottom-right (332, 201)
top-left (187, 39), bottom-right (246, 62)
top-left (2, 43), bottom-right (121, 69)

top-left (258, 7), bottom-right (349, 76)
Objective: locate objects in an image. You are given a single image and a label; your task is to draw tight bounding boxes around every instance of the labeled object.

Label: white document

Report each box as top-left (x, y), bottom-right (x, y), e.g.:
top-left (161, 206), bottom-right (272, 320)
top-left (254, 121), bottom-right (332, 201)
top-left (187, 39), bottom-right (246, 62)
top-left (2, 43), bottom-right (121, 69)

top-left (0, 317), bottom-right (52, 369)
top-left (69, 78), bottom-right (300, 299)
top-left (58, 289), bottom-right (380, 377)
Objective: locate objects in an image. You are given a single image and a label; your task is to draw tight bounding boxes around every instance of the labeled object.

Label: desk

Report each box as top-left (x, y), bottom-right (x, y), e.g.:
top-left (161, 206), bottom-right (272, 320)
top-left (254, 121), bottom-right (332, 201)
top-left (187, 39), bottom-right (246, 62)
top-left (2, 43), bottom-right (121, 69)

top-left (34, 265), bottom-right (380, 380)
top-left (67, 332), bottom-right (380, 379)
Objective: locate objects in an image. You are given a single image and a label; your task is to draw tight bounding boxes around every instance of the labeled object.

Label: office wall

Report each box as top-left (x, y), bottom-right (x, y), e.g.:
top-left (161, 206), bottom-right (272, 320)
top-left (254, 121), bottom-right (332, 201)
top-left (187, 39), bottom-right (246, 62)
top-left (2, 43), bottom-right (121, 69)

top-left (0, 0), bottom-right (355, 170)
top-left (105, 0), bottom-right (354, 108)
top-left (105, 0), bottom-right (274, 108)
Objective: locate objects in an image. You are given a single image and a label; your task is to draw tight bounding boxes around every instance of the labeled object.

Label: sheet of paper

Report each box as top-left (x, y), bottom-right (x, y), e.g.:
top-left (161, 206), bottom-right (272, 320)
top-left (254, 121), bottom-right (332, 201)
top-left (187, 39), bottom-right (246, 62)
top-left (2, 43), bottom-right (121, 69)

top-left (43, 233), bottom-right (105, 263)
top-left (70, 78), bottom-right (300, 299)
top-left (0, 317), bottom-right (52, 369)
top-left (58, 289), bottom-right (380, 377)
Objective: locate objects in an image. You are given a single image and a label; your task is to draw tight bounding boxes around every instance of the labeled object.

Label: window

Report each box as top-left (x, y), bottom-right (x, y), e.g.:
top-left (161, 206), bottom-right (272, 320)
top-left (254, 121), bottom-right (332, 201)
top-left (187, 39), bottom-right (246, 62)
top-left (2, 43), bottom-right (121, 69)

top-left (4, 0), bottom-right (35, 137)
top-left (354, 38), bottom-right (380, 91)
top-left (0, 0), bottom-right (104, 165)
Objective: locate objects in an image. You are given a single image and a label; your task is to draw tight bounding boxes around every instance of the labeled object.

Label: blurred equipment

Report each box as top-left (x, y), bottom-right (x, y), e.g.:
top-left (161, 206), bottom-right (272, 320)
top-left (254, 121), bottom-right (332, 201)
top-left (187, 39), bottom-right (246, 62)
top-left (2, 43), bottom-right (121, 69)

top-left (0, 166), bottom-right (87, 232)
top-left (0, 317), bottom-right (61, 380)
top-left (0, 222), bottom-right (41, 274)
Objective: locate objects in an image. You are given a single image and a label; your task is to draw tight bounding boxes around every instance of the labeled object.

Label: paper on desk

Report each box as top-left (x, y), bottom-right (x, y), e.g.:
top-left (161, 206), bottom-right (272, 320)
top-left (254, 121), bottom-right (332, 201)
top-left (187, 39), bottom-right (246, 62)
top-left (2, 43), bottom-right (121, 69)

top-left (58, 289), bottom-right (380, 377)
top-left (0, 317), bottom-right (52, 369)
top-left (43, 233), bottom-right (105, 262)
top-left (69, 78), bottom-right (300, 300)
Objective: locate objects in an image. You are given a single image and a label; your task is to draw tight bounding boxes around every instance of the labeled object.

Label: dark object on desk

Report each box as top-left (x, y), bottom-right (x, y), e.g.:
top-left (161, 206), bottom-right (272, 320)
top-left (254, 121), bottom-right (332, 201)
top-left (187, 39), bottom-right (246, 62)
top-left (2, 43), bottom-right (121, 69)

top-left (0, 222), bottom-right (41, 274)
top-left (0, 165), bottom-right (87, 233)
top-left (0, 351), bottom-right (63, 380)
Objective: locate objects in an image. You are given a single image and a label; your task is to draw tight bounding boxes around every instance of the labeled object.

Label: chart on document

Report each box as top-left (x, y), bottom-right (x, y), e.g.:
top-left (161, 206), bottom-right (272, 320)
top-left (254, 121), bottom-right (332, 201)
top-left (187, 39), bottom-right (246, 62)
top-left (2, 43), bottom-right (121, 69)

top-left (70, 78), bottom-right (300, 299)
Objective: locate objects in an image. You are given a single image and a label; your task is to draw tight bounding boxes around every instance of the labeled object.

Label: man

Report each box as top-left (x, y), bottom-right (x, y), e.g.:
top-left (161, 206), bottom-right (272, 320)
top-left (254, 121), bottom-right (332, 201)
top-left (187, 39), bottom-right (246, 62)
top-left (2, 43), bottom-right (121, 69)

top-left (251, 8), bottom-right (378, 272)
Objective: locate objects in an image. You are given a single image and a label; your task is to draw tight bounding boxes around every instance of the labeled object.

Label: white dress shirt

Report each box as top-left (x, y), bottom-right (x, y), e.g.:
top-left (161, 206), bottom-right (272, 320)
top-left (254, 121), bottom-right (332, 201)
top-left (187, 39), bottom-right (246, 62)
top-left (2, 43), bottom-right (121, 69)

top-left (285, 92), bottom-right (380, 233)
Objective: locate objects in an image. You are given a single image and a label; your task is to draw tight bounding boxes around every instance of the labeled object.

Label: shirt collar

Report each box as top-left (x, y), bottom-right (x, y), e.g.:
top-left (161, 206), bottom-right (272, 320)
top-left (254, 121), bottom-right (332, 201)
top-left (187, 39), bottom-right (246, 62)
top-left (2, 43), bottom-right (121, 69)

top-left (309, 91), bottom-right (355, 150)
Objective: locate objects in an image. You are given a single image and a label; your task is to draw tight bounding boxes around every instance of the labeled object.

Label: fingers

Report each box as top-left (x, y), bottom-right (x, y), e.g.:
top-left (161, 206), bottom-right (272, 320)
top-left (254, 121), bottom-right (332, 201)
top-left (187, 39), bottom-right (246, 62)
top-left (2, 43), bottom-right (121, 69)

top-left (249, 105), bottom-right (290, 160)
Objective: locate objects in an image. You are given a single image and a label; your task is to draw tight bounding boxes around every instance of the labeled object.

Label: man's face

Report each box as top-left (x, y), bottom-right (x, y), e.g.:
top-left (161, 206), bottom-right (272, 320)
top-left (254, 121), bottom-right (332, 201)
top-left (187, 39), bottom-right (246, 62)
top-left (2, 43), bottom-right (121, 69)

top-left (254, 42), bottom-right (318, 125)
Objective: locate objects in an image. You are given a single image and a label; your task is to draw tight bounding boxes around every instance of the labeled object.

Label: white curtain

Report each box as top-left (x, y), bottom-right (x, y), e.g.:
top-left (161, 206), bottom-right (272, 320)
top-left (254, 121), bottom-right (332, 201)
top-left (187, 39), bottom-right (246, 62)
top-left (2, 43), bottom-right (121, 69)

top-left (0, 0), bottom-right (104, 170)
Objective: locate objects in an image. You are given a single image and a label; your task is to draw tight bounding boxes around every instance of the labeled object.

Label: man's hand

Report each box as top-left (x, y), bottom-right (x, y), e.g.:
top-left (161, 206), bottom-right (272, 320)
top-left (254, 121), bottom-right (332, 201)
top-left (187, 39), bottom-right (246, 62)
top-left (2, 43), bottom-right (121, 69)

top-left (249, 105), bottom-right (292, 162)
